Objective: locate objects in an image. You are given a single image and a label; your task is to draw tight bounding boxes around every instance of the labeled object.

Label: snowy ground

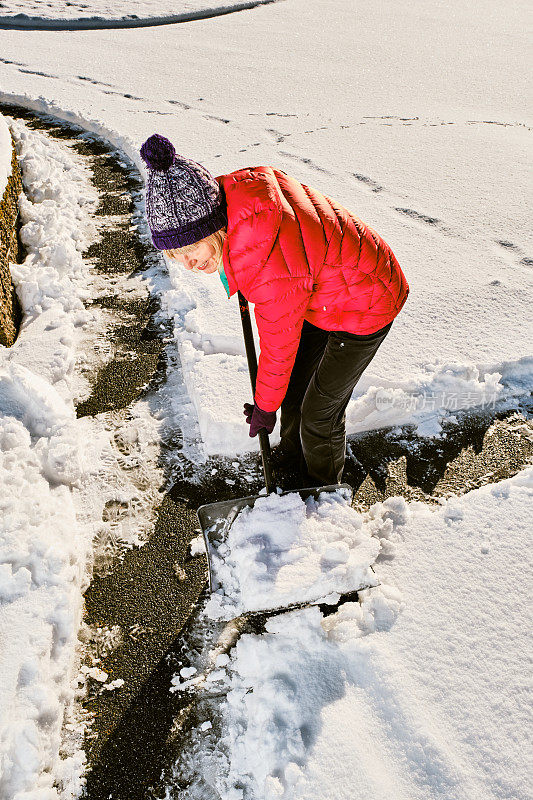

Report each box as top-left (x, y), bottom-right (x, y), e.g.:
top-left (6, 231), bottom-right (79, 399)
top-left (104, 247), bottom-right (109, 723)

top-left (0, 0), bottom-right (278, 27)
top-left (0, 110), bottom-right (178, 799)
top-left (0, 1), bottom-right (531, 798)
top-left (0, 119), bottom-right (98, 798)
top-left (0, 114), bottom-right (11, 195)
top-left (0, 0), bottom-right (531, 456)
top-left (174, 466), bottom-right (533, 800)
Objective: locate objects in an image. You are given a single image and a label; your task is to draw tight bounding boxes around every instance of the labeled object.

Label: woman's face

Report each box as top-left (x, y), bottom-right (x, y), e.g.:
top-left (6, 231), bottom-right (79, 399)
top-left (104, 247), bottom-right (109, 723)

top-left (168, 239), bottom-right (218, 274)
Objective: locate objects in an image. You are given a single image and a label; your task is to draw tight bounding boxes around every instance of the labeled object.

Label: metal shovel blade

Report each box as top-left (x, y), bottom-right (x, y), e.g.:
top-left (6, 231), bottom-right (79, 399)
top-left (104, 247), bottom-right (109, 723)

top-left (197, 483), bottom-right (354, 593)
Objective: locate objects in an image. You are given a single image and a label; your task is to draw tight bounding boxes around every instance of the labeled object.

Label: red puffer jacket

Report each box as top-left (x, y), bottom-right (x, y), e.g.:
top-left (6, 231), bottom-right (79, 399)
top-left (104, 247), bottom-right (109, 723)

top-left (217, 166), bottom-right (409, 412)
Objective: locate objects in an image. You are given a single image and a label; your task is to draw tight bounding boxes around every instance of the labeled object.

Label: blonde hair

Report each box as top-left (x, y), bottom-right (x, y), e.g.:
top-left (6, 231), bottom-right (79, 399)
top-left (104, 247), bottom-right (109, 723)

top-left (165, 228), bottom-right (227, 265)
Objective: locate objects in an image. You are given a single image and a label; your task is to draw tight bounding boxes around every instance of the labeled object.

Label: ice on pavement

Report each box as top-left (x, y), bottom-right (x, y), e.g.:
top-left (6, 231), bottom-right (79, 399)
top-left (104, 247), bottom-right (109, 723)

top-left (179, 466), bottom-right (533, 800)
top-left (204, 489), bottom-right (405, 619)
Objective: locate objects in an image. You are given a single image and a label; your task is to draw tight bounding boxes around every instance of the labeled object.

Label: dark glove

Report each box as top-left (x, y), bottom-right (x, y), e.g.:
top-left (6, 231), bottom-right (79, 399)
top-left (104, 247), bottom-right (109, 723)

top-left (243, 402), bottom-right (276, 438)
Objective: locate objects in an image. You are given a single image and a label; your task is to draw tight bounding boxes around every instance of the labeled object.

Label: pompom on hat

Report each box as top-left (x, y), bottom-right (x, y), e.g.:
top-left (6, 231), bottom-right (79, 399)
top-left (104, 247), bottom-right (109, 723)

top-left (140, 134), bottom-right (227, 250)
top-left (140, 133), bottom-right (176, 171)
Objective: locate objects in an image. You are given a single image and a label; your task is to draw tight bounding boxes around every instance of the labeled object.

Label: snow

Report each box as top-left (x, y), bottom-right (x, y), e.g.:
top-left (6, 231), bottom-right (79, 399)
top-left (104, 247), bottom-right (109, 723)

top-left (160, 262), bottom-right (270, 454)
top-left (0, 121), bottom-right (98, 798)
top-left (0, 0), bottom-right (530, 796)
top-left (204, 488), bottom-right (401, 619)
top-left (178, 466), bottom-right (533, 800)
top-left (6, 119), bottom-right (98, 400)
top-left (0, 0), bottom-right (531, 456)
top-left (0, 376), bottom-right (88, 798)
top-left (0, 112), bottom-right (12, 199)
top-left (101, 678), bottom-right (124, 691)
top-left (346, 356), bottom-right (532, 439)
top-left (0, 0), bottom-right (278, 27)
top-left (190, 534), bottom-right (207, 556)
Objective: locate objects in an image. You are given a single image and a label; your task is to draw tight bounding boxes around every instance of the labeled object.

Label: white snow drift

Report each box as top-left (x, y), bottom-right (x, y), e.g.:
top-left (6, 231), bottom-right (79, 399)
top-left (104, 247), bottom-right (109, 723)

top-left (0, 0), bottom-right (278, 27)
top-left (0, 113), bottom-right (12, 198)
top-left (0, 120), bottom-right (97, 798)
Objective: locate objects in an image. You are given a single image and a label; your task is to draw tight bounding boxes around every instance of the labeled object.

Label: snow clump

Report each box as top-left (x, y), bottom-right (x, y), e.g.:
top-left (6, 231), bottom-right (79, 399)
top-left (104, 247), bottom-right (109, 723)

top-left (204, 489), bottom-right (407, 619)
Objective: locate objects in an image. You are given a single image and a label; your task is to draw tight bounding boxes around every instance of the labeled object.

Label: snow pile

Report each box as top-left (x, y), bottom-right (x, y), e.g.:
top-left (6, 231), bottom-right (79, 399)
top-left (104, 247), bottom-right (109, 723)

top-left (181, 467), bottom-right (533, 800)
top-left (0, 0), bottom-right (277, 26)
top-left (0, 112), bottom-right (12, 199)
top-left (6, 118), bottom-right (97, 398)
top-left (198, 594), bottom-right (403, 800)
top-left (204, 489), bottom-right (405, 619)
top-left (346, 356), bottom-right (532, 438)
top-left (0, 371), bottom-right (89, 798)
top-left (0, 363), bottom-right (83, 485)
top-left (0, 120), bottom-right (98, 797)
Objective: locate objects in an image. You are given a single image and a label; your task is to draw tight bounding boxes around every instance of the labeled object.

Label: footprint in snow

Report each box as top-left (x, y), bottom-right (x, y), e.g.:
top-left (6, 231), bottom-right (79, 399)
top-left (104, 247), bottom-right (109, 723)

top-left (395, 207), bottom-right (440, 226)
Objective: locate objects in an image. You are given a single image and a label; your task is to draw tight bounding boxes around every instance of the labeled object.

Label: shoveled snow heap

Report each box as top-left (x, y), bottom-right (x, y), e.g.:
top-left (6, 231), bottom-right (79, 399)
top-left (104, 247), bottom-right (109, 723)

top-left (0, 112), bottom-right (12, 198)
top-left (204, 489), bottom-right (399, 619)
top-left (0, 0), bottom-right (276, 24)
top-left (0, 119), bottom-right (97, 798)
top-left (6, 118), bottom-right (97, 398)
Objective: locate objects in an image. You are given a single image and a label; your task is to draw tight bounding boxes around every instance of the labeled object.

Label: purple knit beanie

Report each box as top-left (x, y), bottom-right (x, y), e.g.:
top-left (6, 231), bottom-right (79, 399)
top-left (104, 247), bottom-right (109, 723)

top-left (140, 134), bottom-right (227, 250)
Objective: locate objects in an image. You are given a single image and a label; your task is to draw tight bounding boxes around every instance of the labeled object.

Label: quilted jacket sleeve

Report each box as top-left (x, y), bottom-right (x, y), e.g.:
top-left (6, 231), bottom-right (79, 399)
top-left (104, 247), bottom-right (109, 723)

top-left (251, 275), bottom-right (311, 412)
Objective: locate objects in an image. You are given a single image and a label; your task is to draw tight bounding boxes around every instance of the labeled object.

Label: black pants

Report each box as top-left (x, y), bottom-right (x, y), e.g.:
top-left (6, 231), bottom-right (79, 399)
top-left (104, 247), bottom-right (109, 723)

top-left (280, 319), bottom-right (392, 485)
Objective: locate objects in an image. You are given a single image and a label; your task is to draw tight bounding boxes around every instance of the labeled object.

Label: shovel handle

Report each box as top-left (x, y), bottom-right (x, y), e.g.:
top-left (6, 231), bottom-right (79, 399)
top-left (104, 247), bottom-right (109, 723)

top-left (238, 291), bottom-right (274, 494)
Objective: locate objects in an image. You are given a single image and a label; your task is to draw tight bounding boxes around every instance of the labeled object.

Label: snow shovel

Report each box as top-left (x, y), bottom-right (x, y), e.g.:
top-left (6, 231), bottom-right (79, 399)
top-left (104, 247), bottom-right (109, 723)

top-left (197, 291), bottom-right (354, 594)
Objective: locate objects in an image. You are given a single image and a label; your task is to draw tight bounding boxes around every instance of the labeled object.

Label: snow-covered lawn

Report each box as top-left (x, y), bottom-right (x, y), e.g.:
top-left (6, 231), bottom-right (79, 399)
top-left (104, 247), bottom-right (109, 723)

top-left (177, 466), bottom-right (533, 800)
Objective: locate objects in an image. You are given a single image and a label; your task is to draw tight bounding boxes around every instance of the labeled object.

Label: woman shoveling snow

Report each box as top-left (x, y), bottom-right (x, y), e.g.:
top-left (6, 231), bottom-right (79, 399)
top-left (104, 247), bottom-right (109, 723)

top-left (140, 134), bottom-right (409, 487)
